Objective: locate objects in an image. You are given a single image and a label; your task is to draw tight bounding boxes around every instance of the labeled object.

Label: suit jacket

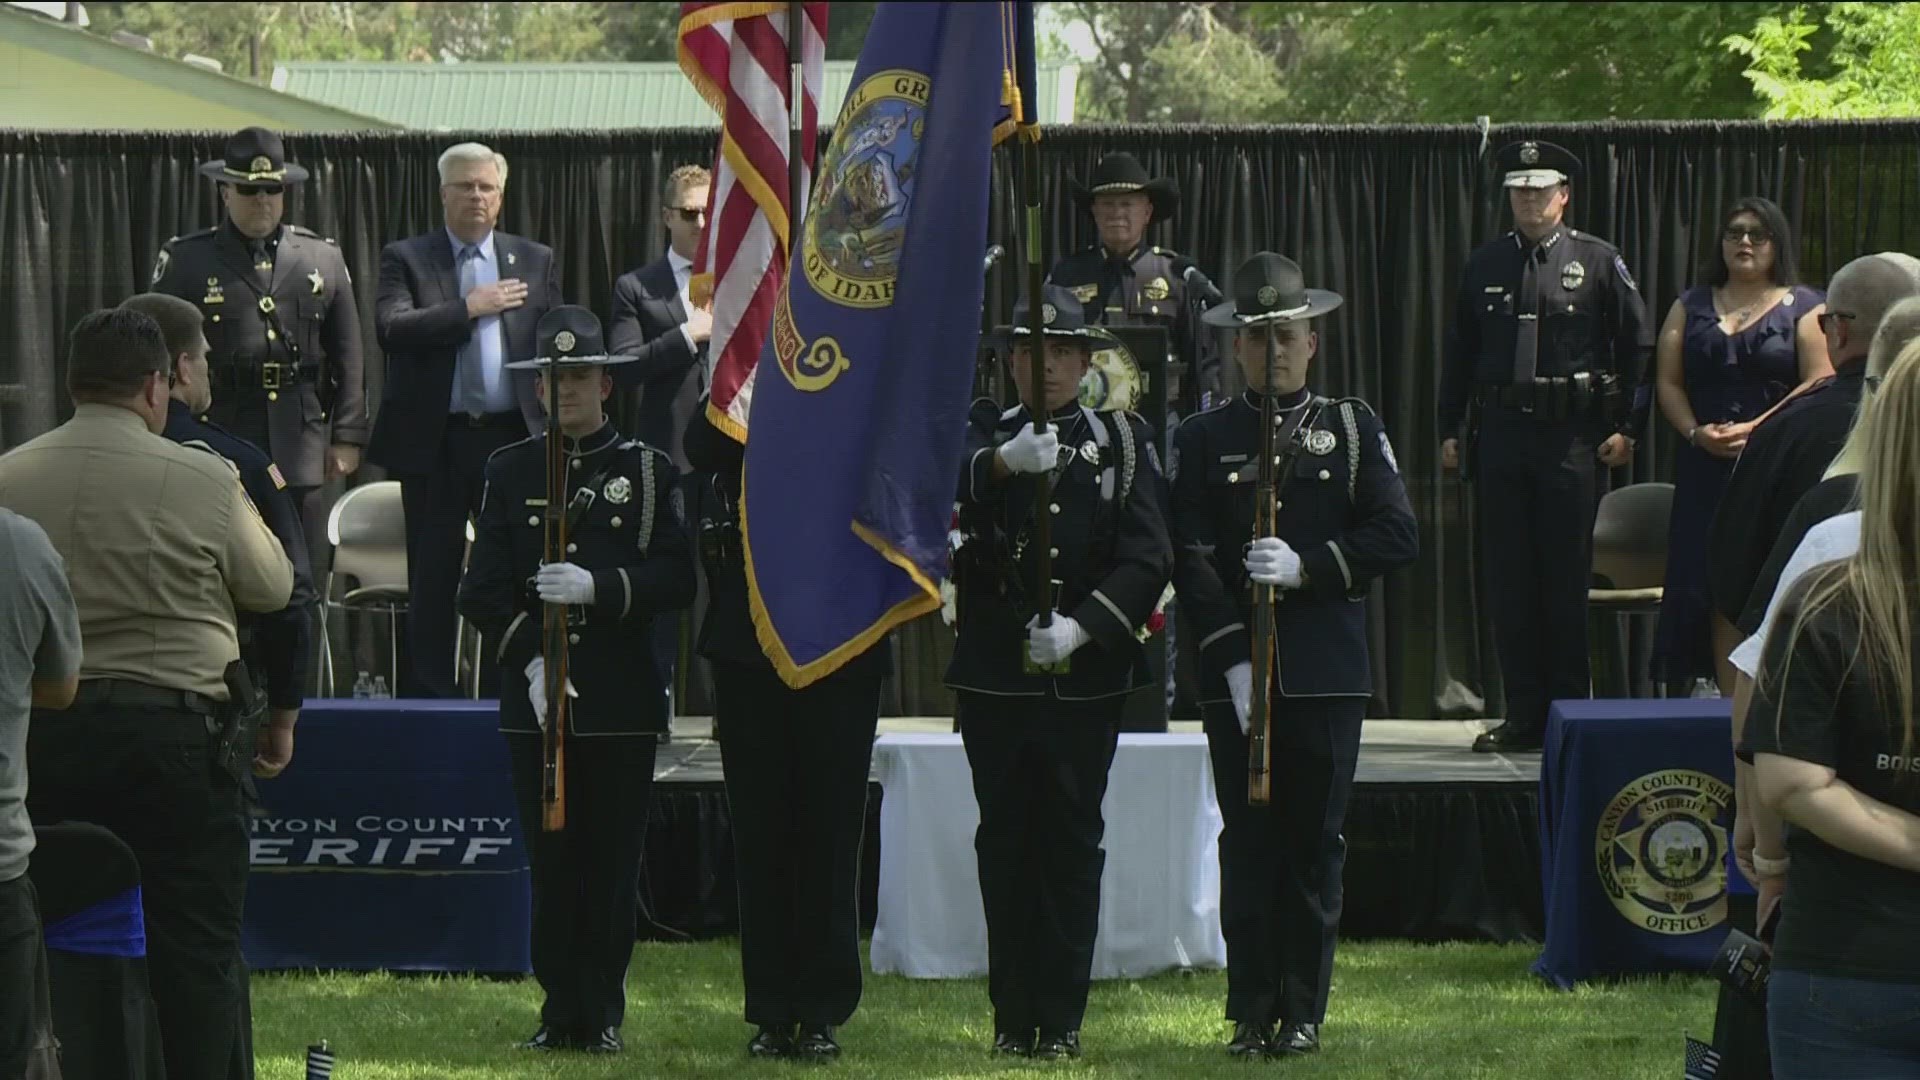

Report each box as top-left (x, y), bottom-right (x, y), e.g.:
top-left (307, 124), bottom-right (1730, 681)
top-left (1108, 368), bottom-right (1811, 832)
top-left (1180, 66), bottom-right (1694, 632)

top-left (608, 255), bottom-right (705, 471)
top-left (366, 229), bottom-right (560, 477)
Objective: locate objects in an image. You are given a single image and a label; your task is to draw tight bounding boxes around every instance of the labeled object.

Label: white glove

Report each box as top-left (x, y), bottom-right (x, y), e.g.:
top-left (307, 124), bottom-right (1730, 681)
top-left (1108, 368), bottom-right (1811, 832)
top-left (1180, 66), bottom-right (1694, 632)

top-left (1225, 661), bottom-right (1254, 736)
top-left (996, 422), bottom-right (1061, 475)
top-left (523, 657), bottom-right (578, 730)
top-left (1245, 536), bottom-right (1303, 588)
top-left (1025, 612), bottom-right (1090, 666)
top-left (535, 562), bottom-right (596, 605)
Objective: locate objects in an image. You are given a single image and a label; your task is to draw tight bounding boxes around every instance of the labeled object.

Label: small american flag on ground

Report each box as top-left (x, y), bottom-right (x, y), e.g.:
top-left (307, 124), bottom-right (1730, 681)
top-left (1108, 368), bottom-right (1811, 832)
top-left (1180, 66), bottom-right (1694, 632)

top-left (305, 1040), bottom-right (335, 1079)
top-left (1684, 1034), bottom-right (1722, 1079)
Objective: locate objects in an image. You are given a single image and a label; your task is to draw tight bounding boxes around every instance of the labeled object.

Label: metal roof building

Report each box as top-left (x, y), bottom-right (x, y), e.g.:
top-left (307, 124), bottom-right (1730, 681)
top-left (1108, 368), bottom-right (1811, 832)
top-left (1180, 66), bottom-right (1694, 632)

top-left (272, 59), bottom-right (1081, 131)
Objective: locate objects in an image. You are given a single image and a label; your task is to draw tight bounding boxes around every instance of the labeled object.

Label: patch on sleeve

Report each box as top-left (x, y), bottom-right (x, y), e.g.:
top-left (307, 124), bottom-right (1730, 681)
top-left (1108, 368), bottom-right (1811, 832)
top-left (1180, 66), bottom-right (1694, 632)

top-left (1613, 254), bottom-right (1638, 292)
top-left (1144, 441), bottom-right (1162, 476)
top-left (150, 245), bottom-right (171, 286)
top-left (670, 486), bottom-right (687, 527)
top-left (1167, 443), bottom-right (1180, 483)
top-left (1378, 431), bottom-right (1399, 474)
top-left (267, 462), bottom-right (287, 490)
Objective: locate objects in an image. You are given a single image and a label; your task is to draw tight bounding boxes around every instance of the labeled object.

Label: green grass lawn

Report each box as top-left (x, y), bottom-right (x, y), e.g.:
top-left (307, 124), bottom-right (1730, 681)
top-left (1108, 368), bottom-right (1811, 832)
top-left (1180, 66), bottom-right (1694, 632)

top-left (250, 939), bottom-right (1717, 1078)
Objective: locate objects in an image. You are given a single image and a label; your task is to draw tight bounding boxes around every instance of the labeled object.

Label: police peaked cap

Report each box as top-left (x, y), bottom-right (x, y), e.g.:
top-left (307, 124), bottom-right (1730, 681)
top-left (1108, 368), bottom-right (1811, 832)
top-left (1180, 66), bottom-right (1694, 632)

top-left (1496, 140), bottom-right (1582, 190)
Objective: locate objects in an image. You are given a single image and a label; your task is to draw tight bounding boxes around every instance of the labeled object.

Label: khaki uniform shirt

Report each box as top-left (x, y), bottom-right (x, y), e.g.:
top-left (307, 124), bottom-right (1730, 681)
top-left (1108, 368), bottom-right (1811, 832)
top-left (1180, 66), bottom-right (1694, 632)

top-left (0, 404), bottom-right (293, 701)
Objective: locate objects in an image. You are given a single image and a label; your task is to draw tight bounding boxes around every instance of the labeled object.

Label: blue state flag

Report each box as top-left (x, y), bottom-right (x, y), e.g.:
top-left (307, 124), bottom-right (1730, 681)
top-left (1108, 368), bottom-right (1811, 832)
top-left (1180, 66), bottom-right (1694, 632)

top-left (741, 0), bottom-right (1037, 688)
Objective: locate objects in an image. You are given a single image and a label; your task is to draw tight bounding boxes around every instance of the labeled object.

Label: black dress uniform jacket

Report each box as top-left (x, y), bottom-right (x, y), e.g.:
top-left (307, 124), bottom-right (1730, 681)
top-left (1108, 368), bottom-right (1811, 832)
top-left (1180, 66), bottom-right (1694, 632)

top-left (459, 422), bottom-right (695, 735)
top-left (946, 401), bottom-right (1173, 700)
top-left (152, 221), bottom-right (367, 488)
top-left (162, 399), bottom-right (316, 711)
top-left (1048, 244), bottom-right (1217, 408)
top-left (1171, 391), bottom-right (1419, 700)
top-left (1438, 227), bottom-right (1653, 438)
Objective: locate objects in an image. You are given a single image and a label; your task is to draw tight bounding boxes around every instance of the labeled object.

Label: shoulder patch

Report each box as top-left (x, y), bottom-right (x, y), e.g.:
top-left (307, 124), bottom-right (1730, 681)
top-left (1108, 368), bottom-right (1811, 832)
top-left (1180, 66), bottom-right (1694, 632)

top-left (150, 246), bottom-right (170, 285)
top-left (1377, 430), bottom-right (1399, 474)
top-left (267, 462), bottom-right (287, 490)
top-left (1613, 254), bottom-right (1638, 292)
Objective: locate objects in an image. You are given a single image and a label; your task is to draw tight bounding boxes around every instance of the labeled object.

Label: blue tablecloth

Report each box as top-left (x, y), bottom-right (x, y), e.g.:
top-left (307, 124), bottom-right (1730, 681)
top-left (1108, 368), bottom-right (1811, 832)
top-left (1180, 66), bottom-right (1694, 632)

top-left (242, 700), bottom-right (530, 973)
top-left (1533, 698), bottom-right (1753, 988)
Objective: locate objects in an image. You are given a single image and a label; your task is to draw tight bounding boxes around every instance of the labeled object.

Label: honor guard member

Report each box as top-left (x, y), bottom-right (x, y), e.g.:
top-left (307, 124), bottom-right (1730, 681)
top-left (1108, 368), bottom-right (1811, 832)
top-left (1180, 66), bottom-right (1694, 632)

top-left (1171, 253), bottom-right (1417, 1058)
top-left (946, 284), bottom-right (1174, 1061)
top-left (1046, 153), bottom-right (1219, 414)
top-left (1437, 140), bottom-right (1651, 753)
top-left (150, 127), bottom-right (369, 530)
top-left (457, 307), bottom-right (695, 1054)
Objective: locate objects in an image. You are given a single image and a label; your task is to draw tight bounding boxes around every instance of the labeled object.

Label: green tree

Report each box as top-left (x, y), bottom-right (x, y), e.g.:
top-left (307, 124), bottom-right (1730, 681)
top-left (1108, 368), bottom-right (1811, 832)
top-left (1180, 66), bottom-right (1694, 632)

top-left (1060, 2), bottom-right (1309, 123)
top-left (600, 1), bottom-right (879, 62)
top-left (1725, 2), bottom-right (1920, 118)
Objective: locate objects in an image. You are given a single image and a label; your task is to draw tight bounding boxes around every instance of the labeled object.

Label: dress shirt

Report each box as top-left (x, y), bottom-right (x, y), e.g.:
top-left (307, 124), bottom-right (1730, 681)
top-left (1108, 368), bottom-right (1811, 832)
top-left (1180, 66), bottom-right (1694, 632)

top-left (448, 228), bottom-right (516, 415)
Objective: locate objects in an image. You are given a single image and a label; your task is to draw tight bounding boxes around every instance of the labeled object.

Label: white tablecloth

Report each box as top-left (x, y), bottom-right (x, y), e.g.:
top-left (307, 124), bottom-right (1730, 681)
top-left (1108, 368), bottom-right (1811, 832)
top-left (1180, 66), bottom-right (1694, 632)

top-left (868, 732), bottom-right (1226, 979)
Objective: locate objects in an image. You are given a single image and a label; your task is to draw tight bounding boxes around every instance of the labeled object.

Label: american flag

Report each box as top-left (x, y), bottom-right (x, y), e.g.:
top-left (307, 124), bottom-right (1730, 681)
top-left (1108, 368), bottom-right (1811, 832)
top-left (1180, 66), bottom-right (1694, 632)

top-left (1684, 1034), bottom-right (1722, 1079)
top-left (677, 1), bottom-right (827, 443)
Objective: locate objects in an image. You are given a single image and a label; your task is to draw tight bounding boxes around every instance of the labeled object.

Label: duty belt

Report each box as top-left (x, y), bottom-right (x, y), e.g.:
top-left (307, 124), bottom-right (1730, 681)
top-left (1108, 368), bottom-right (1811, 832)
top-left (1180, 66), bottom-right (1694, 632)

top-left (213, 362), bottom-right (321, 391)
top-left (1473, 374), bottom-right (1617, 416)
top-left (71, 678), bottom-right (220, 717)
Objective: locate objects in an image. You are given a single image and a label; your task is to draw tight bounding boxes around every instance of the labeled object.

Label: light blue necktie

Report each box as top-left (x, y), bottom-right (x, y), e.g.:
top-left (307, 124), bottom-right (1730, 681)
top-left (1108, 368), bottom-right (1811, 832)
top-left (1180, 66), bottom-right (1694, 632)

top-left (456, 245), bottom-right (487, 412)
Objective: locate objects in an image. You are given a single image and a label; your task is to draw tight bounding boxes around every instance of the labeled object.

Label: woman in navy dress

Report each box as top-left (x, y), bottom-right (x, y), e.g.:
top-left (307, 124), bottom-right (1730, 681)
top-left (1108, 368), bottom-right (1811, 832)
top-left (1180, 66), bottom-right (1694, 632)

top-left (1650, 197), bottom-right (1829, 691)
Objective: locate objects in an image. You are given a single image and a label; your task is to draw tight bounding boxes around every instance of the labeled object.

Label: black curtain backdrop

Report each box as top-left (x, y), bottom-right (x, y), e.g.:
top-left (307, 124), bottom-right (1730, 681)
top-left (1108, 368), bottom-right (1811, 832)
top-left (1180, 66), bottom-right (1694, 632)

top-left (5, 121), bottom-right (1919, 719)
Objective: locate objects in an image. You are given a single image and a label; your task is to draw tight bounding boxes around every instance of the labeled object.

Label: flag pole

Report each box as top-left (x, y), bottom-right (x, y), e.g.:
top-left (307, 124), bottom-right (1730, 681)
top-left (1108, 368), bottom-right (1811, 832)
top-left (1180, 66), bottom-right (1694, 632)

top-left (788, 3), bottom-right (809, 247)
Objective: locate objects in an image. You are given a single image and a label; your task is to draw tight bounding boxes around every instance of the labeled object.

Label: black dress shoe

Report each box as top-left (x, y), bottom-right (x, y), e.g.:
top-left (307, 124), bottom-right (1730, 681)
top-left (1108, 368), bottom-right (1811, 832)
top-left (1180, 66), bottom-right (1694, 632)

top-left (793, 1024), bottom-right (841, 1061)
top-left (1472, 722), bottom-right (1543, 753)
top-left (1268, 1021), bottom-right (1320, 1056)
top-left (748, 1025), bottom-right (795, 1058)
top-left (516, 1025), bottom-right (576, 1050)
top-left (1032, 1031), bottom-right (1082, 1060)
top-left (1227, 1021), bottom-right (1272, 1057)
top-left (992, 1031), bottom-right (1035, 1057)
top-left (583, 1026), bottom-right (623, 1054)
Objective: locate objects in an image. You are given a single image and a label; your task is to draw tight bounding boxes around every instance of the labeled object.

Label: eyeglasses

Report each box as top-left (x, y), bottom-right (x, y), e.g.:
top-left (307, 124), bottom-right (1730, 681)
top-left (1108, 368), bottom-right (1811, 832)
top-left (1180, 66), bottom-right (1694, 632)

top-left (234, 184), bottom-right (283, 198)
top-left (1817, 311), bottom-right (1856, 332)
top-left (1722, 225), bottom-right (1773, 244)
top-left (669, 207), bottom-right (705, 222)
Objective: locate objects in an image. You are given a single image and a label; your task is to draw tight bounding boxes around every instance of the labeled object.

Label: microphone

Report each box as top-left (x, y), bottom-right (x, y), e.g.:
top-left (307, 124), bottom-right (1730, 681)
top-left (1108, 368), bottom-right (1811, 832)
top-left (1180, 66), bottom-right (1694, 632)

top-left (982, 244), bottom-right (1006, 273)
top-left (1181, 263), bottom-right (1224, 304)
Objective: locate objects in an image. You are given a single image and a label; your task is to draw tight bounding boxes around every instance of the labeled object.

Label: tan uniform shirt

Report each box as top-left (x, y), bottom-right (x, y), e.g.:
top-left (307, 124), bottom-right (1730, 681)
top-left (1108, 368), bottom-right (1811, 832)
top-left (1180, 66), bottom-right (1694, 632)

top-left (0, 404), bottom-right (294, 701)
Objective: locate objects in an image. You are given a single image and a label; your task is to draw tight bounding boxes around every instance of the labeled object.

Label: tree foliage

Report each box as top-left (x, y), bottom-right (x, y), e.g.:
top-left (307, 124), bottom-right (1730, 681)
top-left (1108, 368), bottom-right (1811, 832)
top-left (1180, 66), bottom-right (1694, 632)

top-left (1725, 2), bottom-right (1920, 119)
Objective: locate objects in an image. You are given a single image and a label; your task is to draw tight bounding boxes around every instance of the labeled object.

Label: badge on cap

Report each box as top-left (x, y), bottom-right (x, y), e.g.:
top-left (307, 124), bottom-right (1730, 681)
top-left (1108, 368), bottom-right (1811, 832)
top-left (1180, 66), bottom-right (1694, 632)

top-left (604, 475), bottom-right (632, 504)
top-left (1256, 285), bottom-right (1280, 308)
top-left (556, 330), bottom-right (577, 354)
top-left (1305, 429), bottom-right (1337, 455)
top-left (1561, 260), bottom-right (1585, 290)
top-left (1041, 303), bottom-right (1057, 326)
top-left (1520, 142), bottom-right (1540, 165)
top-left (250, 155), bottom-right (273, 173)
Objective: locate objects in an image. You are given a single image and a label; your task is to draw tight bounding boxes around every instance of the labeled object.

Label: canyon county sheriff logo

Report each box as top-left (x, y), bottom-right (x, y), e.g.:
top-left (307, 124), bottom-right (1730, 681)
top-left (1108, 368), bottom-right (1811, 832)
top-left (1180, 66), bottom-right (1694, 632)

top-left (1595, 769), bottom-right (1732, 936)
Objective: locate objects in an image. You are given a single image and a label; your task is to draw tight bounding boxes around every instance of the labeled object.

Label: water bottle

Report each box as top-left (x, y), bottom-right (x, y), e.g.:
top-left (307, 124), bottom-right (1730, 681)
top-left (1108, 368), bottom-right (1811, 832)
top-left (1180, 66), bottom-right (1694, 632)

top-left (1690, 677), bottom-right (1721, 699)
top-left (371, 676), bottom-right (391, 699)
top-left (352, 672), bottom-right (374, 699)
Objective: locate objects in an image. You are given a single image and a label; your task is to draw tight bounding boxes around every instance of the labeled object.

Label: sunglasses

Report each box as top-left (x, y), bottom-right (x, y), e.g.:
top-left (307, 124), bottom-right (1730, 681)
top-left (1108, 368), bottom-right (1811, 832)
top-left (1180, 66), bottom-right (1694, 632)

top-left (1817, 311), bottom-right (1856, 332)
top-left (1722, 225), bottom-right (1773, 244)
top-left (234, 184), bottom-right (284, 198)
top-left (669, 207), bottom-right (705, 222)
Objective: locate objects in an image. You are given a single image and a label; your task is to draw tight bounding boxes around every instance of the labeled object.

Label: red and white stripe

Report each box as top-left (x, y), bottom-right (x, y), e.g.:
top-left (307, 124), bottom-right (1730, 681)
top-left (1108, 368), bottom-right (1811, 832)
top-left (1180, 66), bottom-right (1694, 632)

top-left (678, 1), bottom-right (825, 443)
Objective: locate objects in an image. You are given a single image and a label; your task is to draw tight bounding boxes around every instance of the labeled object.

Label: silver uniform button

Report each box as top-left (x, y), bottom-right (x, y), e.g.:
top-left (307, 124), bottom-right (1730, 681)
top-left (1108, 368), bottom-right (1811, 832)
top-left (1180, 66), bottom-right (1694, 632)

top-left (1049, 547), bottom-right (1059, 558)
top-left (527, 515), bottom-right (539, 526)
top-left (566, 542), bottom-right (578, 554)
top-left (568, 633), bottom-right (580, 645)
top-left (610, 516), bottom-right (622, 528)
top-left (1318, 469), bottom-right (1331, 481)
top-left (1049, 502), bottom-right (1061, 514)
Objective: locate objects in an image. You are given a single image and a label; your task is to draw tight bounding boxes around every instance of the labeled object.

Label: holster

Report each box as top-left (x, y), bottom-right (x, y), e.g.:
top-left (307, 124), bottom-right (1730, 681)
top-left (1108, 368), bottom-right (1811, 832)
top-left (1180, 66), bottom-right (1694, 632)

top-left (1460, 399), bottom-right (1481, 484)
top-left (221, 659), bottom-right (266, 799)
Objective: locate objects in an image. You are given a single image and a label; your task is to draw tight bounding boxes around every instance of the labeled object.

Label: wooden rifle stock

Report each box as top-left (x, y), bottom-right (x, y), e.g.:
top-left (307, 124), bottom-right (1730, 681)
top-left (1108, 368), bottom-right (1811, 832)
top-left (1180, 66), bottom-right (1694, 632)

top-left (540, 372), bottom-right (570, 832)
top-left (1247, 328), bottom-right (1325, 806)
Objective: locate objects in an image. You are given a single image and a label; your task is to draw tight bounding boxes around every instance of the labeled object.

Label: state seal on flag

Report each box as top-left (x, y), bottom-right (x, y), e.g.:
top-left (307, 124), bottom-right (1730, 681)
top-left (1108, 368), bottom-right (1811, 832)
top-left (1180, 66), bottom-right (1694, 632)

top-left (803, 68), bottom-right (929, 310)
top-left (1595, 769), bottom-right (1732, 937)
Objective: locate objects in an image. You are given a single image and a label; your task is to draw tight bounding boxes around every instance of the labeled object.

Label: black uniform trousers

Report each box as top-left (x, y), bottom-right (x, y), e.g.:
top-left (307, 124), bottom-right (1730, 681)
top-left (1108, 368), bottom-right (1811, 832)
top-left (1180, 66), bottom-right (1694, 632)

top-left (1202, 694), bottom-right (1364, 1026)
top-left (25, 703), bottom-right (249, 1080)
top-left (0, 875), bottom-right (56, 1077)
top-left (400, 413), bottom-right (526, 698)
top-left (715, 649), bottom-right (884, 1029)
top-left (504, 733), bottom-right (657, 1035)
top-left (957, 691), bottom-right (1124, 1037)
top-left (1474, 407), bottom-right (1600, 736)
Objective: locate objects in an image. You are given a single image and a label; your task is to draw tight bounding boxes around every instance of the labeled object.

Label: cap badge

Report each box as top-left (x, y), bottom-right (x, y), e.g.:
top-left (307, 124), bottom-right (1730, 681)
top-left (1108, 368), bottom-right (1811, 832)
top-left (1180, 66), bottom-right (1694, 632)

top-left (555, 330), bottom-right (576, 353)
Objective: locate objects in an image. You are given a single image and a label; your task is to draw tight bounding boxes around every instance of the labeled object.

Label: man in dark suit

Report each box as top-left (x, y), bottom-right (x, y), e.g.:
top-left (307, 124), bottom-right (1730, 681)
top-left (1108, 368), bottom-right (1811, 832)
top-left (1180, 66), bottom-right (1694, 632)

top-left (609, 163), bottom-right (713, 469)
top-left (367, 142), bottom-right (561, 699)
top-left (608, 164), bottom-right (713, 720)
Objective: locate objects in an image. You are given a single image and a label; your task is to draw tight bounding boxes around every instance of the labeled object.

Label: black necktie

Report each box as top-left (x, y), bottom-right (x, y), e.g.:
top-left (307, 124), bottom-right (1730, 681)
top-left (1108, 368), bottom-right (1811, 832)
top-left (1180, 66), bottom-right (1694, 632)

top-left (249, 239), bottom-right (272, 287)
top-left (1512, 244), bottom-right (1542, 384)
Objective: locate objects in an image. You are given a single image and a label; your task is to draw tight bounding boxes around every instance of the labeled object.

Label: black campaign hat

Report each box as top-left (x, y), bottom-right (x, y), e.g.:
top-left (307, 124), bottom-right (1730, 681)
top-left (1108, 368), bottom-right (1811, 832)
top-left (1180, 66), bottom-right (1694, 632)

top-left (1495, 139), bottom-right (1581, 189)
top-left (198, 127), bottom-right (309, 186)
top-left (1068, 153), bottom-right (1179, 222)
top-left (507, 306), bottom-right (638, 370)
top-left (1200, 252), bottom-right (1343, 329)
top-left (994, 284), bottom-right (1112, 343)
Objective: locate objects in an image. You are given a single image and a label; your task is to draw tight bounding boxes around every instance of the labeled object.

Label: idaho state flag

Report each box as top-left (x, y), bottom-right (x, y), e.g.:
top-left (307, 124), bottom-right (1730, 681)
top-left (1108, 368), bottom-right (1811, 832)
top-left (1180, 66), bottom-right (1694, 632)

top-left (742, 0), bottom-right (1037, 688)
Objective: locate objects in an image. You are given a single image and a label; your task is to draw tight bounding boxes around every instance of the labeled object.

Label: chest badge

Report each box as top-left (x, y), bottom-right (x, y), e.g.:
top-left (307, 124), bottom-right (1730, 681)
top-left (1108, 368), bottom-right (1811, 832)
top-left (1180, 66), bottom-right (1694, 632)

top-left (308, 268), bottom-right (325, 295)
top-left (604, 475), bottom-right (632, 504)
top-left (1142, 276), bottom-right (1170, 301)
top-left (202, 276), bottom-right (225, 305)
top-left (1079, 440), bottom-right (1102, 466)
top-left (506, 251), bottom-right (517, 267)
top-left (1561, 260), bottom-right (1586, 291)
top-left (1305, 428), bottom-right (1338, 456)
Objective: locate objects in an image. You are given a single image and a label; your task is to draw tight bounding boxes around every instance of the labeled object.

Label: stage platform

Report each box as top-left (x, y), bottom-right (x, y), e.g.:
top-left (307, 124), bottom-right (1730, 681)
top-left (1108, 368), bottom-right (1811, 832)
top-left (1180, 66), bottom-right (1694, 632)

top-left (637, 719), bottom-right (1544, 946)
